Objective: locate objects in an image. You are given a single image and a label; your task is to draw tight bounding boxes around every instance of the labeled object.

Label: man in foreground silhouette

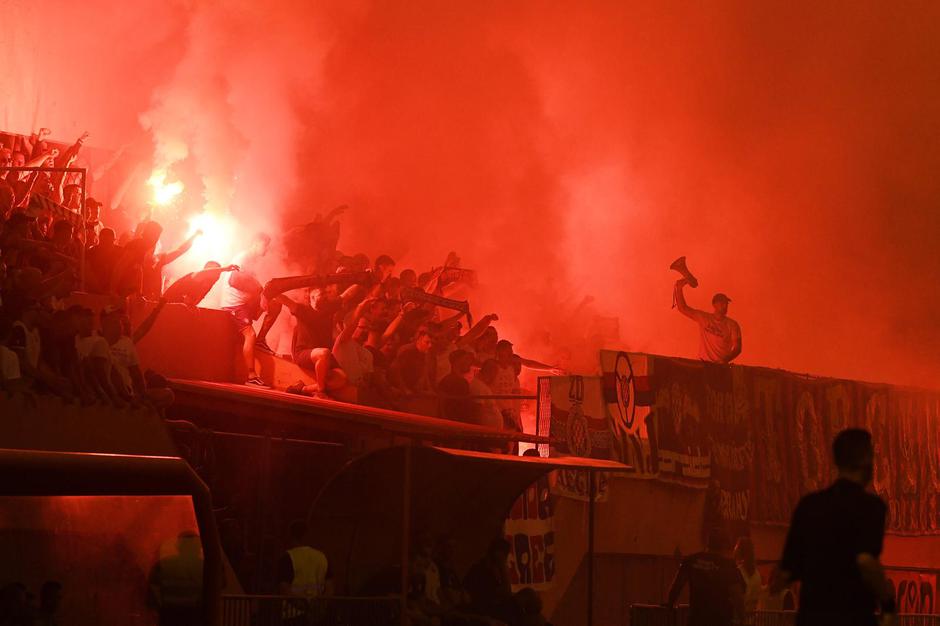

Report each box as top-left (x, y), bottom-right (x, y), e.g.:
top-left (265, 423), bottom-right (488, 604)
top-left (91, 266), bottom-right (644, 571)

top-left (772, 428), bottom-right (896, 626)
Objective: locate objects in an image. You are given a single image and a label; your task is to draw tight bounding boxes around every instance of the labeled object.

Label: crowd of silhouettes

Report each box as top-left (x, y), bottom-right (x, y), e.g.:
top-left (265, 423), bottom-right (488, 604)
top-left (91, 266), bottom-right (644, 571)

top-left (215, 206), bottom-right (561, 440)
top-left (2, 125), bottom-right (558, 429)
top-left (0, 581), bottom-right (61, 626)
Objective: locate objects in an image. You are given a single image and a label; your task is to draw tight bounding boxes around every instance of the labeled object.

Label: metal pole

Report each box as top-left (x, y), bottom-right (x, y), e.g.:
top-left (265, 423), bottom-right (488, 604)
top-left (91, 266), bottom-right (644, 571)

top-left (79, 167), bottom-right (87, 291)
top-left (587, 470), bottom-right (595, 626)
top-left (257, 433), bottom-right (272, 590)
top-left (400, 443), bottom-right (412, 626)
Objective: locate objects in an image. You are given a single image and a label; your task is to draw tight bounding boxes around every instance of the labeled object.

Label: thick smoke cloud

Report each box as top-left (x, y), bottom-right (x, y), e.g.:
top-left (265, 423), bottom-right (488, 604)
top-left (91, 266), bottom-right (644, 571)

top-left (3, 1), bottom-right (938, 387)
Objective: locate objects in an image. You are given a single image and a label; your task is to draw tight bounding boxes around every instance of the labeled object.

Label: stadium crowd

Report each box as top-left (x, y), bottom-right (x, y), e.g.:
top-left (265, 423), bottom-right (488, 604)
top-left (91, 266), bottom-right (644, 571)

top-left (0, 128), bottom-right (558, 433)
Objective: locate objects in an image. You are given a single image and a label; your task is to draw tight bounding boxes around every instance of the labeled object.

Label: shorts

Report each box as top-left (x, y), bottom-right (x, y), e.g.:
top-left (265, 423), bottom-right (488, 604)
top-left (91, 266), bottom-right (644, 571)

top-left (293, 347), bottom-right (335, 370)
top-left (224, 300), bottom-right (261, 332)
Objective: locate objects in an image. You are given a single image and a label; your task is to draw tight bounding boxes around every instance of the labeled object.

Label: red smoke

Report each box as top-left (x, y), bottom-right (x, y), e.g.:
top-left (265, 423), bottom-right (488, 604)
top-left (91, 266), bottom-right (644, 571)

top-left (4, 1), bottom-right (939, 387)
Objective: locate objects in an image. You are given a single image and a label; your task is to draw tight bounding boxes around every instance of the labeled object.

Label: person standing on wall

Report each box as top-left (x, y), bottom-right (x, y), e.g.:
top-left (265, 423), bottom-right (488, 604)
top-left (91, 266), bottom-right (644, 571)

top-left (771, 428), bottom-right (896, 626)
top-left (674, 278), bottom-right (742, 364)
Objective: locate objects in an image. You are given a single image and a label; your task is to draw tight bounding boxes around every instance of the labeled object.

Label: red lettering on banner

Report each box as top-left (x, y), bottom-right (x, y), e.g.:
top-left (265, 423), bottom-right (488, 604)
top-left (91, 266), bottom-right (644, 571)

top-left (887, 571), bottom-right (938, 614)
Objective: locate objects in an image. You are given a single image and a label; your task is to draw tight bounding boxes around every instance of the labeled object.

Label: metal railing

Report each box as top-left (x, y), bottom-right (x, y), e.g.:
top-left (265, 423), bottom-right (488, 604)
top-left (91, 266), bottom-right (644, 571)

top-left (222, 595), bottom-right (399, 626)
top-left (629, 605), bottom-right (940, 626)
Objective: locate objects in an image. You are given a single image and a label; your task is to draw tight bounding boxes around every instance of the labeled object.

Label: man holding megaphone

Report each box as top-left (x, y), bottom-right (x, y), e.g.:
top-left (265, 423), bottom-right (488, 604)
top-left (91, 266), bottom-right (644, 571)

top-left (671, 256), bottom-right (742, 364)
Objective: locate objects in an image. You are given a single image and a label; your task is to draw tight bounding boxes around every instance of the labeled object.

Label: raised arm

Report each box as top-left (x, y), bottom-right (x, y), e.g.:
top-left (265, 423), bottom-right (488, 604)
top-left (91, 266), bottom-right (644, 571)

top-left (322, 204), bottom-right (348, 223)
top-left (383, 308), bottom-right (406, 342)
top-left (24, 127), bottom-right (51, 158)
top-left (189, 264), bottom-right (235, 283)
top-left (14, 171), bottom-right (40, 208)
top-left (26, 147), bottom-right (57, 169)
top-left (51, 132), bottom-right (88, 192)
top-left (458, 314), bottom-right (498, 346)
top-left (674, 279), bottom-right (705, 321)
top-left (339, 282), bottom-right (365, 312)
top-left (133, 298), bottom-right (168, 344)
top-left (272, 294), bottom-right (302, 316)
top-left (334, 297), bottom-right (373, 350)
top-left (518, 355), bottom-right (561, 372)
top-left (438, 309), bottom-right (466, 328)
top-left (157, 230), bottom-right (201, 268)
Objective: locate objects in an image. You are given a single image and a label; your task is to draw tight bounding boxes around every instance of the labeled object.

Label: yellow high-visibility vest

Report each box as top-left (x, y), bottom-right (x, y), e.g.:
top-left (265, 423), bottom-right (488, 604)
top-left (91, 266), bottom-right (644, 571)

top-left (288, 546), bottom-right (328, 597)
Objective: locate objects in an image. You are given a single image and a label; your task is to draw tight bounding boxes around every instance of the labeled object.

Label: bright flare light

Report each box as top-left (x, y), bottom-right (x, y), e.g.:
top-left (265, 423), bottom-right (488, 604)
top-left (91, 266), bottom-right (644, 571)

top-left (148, 170), bottom-right (184, 206)
top-left (186, 211), bottom-right (239, 268)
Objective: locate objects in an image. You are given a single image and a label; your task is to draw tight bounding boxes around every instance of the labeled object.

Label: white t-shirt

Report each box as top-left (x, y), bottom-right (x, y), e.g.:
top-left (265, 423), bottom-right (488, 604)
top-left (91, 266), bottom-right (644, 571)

top-left (470, 378), bottom-right (503, 430)
top-left (692, 311), bottom-right (741, 363)
top-left (220, 250), bottom-right (264, 309)
top-left (109, 336), bottom-right (141, 395)
top-left (76, 334), bottom-right (112, 361)
top-left (11, 321), bottom-right (40, 369)
top-left (332, 340), bottom-right (374, 386)
top-left (0, 346), bottom-right (21, 381)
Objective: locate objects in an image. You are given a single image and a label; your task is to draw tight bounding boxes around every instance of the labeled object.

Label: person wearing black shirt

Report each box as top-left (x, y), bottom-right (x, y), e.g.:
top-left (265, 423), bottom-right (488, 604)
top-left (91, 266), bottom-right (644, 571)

top-left (274, 286), bottom-right (344, 399)
top-left (464, 537), bottom-right (515, 623)
top-left (667, 528), bottom-right (744, 626)
top-left (437, 349), bottom-right (474, 423)
top-left (772, 428), bottom-right (895, 626)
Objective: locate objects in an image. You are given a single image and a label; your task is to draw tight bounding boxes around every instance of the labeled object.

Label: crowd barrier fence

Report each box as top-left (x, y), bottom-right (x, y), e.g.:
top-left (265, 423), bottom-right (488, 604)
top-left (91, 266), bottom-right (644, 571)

top-left (629, 605), bottom-right (940, 626)
top-left (221, 595), bottom-right (399, 626)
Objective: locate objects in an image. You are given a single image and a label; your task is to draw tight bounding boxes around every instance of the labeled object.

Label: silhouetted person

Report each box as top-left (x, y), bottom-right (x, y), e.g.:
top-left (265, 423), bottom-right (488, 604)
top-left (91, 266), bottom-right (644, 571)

top-left (35, 581), bottom-right (62, 626)
top-left (162, 261), bottom-right (238, 306)
top-left (0, 583), bottom-right (31, 626)
top-left (667, 528), bottom-right (744, 626)
top-left (278, 519), bottom-right (330, 624)
top-left (771, 428), bottom-right (895, 626)
top-left (733, 536), bottom-right (762, 613)
top-left (148, 531), bottom-right (203, 626)
top-left (437, 349), bottom-right (474, 423)
top-left (464, 537), bottom-right (514, 623)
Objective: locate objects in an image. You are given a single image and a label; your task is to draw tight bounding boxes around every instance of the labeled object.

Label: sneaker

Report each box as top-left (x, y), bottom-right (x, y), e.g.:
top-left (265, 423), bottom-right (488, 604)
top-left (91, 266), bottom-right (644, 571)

top-left (245, 376), bottom-right (269, 388)
top-left (255, 339), bottom-right (275, 355)
top-left (286, 381), bottom-right (305, 395)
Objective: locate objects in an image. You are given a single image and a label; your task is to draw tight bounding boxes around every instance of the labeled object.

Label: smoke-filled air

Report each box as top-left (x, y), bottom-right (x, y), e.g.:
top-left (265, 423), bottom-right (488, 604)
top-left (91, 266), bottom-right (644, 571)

top-left (4, 0), bottom-right (939, 387)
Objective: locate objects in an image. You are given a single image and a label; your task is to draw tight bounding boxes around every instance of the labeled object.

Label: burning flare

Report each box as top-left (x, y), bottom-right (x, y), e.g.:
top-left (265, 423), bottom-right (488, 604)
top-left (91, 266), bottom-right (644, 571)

top-left (148, 170), bottom-right (184, 206)
top-left (186, 210), bottom-right (238, 267)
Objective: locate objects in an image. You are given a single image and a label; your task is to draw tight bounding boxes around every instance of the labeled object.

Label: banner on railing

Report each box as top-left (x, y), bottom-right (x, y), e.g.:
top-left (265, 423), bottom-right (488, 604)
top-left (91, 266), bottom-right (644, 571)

top-left (547, 352), bottom-right (940, 535)
top-left (547, 375), bottom-right (610, 501)
top-left (505, 473), bottom-right (555, 591)
top-left (888, 570), bottom-right (938, 615)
